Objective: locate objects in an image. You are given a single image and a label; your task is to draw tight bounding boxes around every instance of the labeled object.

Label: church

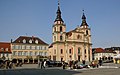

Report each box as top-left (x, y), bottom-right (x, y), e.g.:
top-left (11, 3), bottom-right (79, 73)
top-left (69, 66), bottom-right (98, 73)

top-left (48, 2), bottom-right (92, 62)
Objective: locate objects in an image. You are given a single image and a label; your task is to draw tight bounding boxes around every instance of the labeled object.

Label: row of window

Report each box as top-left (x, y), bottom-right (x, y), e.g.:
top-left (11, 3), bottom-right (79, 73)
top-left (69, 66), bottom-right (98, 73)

top-left (54, 48), bottom-right (82, 54)
top-left (13, 51), bottom-right (47, 56)
top-left (52, 55), bottom-right (81, 61)
top-left (95, 53), bottom-right (113, 56)
top-left (12, 45), bottom-right (47, 50)
top-left (22, 39), bottom-right (38, 44)
top-left (54, 35), bottom-right (63, 42)
top-left (54, 26), bottom-right (63, 32)
top-left (0, 54), bottom-right (9, 57)
top-left (0, 48), bottom-right (9, 51)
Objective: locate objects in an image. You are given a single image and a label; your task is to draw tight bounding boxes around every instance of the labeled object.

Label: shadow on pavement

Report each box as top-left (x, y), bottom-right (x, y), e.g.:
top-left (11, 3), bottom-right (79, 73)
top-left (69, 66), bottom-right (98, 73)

top-left (0, 69), bottom-right (82, 75)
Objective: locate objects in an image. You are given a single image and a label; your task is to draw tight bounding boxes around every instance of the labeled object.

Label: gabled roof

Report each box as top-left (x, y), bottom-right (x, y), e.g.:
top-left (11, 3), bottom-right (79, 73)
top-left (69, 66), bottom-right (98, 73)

top-left (12, 36), bottom-right (48, 45)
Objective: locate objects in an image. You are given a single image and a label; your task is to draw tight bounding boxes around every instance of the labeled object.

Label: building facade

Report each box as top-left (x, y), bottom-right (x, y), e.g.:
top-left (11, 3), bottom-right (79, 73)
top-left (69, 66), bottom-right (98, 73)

top-left (11, 36), bottom-right (48, 63)
top-left (49, 2), bottom-right (92, 62)
top-left (0, 42), bottom-right (12, 60)
top-left (105, 47), bottom-right (120, 55)
top-left (93, 48), bottom-right (116, 61)
top-left (105, 47), bottom-right (120, 64)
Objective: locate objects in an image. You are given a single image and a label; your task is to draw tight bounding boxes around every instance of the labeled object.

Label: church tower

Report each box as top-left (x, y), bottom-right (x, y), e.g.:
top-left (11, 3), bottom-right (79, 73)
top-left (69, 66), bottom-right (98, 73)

top-left (51, 1), bottom-right (66, 61)
top-left (80, 10), bottom-right (92, 61)
top-left (52, 1), bottom-right (66, 43)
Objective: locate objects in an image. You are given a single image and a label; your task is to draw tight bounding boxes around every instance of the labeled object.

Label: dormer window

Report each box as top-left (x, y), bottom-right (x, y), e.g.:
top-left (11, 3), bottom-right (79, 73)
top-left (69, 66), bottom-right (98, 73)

top-left (6, 48), bottom-right (8, 51)
top-left (23, 39), bottom-right (26, 43)
top-left (1, 48), bottom-right (4, 51)
top-left (29, 39), bottom-right (32, 43)
top-left (35, 40), bottom-right (38, 44)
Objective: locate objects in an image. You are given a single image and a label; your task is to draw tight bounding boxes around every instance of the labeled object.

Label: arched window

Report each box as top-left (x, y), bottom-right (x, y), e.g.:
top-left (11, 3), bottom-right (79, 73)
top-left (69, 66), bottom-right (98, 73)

top-left (54, 36), bottom-right (56, 41)
top-left (86, 30), bottom-right (88, 35)
top-left (60, 35), bottom-right (62, 41)
top-left (60, 26), bottom-right (62, 32)
top-left (85, 49), bottom-right (86, 54)
top-left (54, 49), bottom-right (56, 54)
top-left (54, 27), bottom-right (56, 32)
top-left (61, 49), bottom-right (63, 54)
top-left (78, 47), bottom-right (80, 54)
top-left (77, 35), bottom-right (80, 39)
top-left (69, 49), bottom-right (72, 54)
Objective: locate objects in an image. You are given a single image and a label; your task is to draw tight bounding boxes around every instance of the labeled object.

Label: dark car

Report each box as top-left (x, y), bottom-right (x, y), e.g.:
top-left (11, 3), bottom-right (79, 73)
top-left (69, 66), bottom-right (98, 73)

top-left (76, 64), bottom-right (89, 69)
top-left (46, 61), bottom-right (62, 67)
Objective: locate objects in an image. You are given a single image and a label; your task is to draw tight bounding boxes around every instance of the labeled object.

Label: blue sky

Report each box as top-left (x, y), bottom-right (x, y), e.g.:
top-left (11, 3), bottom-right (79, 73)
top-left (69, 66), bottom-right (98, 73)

top-left (0, 0), bottom-right (120, 48)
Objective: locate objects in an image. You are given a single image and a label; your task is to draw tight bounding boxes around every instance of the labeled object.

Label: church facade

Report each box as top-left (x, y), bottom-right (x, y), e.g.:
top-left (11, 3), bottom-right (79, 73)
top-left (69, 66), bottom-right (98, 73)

top-left (49, 2), bottom-right (92, 62)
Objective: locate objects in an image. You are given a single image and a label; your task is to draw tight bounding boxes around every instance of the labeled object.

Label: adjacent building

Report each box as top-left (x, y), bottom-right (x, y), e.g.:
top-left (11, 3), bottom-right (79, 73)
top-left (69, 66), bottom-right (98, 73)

top-left (105, 47), bottom-right (120, 64)
top-left (49, 2), bottom-right (92, 62)
top-left (0, 42), bottom-right (12, 60)
top-left (93, 48), bottom-right (116, 61)
top-left (105, 47), bottom-right (120, 55)
top-left (11, 36), bottom-right (49, 63)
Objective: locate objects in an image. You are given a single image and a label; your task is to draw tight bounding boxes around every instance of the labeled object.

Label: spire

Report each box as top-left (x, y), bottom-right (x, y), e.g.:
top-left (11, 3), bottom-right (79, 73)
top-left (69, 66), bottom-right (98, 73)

top-left (54, 0), bottom-right (64, 22)
top-left (80, 10), bottom-right (88, 26)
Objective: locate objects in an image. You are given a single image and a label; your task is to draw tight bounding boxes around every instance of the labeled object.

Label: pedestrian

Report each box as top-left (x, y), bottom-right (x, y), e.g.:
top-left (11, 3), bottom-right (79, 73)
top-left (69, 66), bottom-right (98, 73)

top-left (43, 60), bottom-right (46, 69)
top-left (9, 61), bottom-right (13, 69)
top-left (99, 58), bottom-right (102, 66)
top-left (41, 60), bottom-right (44, 69)
top-left (6, 61), bottom-right (10, 69)
top-left (82, 60), bottom-right (85, 65)
top-left (69, 61), bottom-right (72, 69)
top-left (62, 61), bottom-right (65, 69)
top-left (12, 62), bottom-right (15, 69)
top-left (38, 60), bottom-right (40, 68)
top-left (96, 60), bottom-right (99, 68)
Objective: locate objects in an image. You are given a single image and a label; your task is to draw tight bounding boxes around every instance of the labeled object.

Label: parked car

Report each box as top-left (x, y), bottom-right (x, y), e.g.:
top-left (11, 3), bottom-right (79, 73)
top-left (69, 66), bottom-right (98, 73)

top-left (46, 61), bottom-right (62, 67)
top-left (76, 64), bottom-right (89, 69)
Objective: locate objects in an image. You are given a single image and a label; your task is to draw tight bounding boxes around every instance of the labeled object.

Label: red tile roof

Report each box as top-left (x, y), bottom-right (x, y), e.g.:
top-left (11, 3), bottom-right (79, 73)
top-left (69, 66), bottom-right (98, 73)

top-left (12, 36), bottom-right (48, 45)
top-left (0, 42), bottom-right (12, 53)
top-left (94, 48), bottom-right (116, 53)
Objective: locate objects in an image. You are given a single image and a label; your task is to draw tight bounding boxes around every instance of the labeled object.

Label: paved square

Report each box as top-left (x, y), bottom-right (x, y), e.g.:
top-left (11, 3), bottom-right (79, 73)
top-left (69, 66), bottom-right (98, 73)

top-left (0, 63), bottom-right (120, 75)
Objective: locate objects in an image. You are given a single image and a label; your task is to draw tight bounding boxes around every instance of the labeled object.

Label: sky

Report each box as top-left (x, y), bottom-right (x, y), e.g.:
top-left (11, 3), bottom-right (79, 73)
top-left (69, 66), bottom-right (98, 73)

top-left (0, 0), bottom-right (120, 48)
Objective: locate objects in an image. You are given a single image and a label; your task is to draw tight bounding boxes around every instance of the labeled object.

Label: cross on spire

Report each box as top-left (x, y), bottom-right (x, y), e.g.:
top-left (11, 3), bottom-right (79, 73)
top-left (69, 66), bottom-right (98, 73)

top-left (58, 0), bottom-right (60, 7)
